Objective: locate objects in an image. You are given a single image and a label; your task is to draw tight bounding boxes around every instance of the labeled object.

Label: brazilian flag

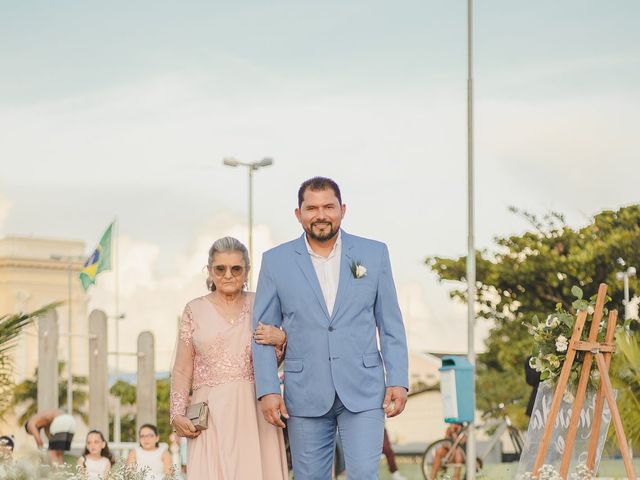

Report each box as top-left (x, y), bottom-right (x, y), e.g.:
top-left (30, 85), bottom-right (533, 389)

top-left (79, 222), bottom-right (113, 291)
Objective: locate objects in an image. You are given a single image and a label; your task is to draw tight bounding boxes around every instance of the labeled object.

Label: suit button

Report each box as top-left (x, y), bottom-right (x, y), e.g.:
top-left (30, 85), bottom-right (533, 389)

top-left (328, 326), bottom-right (334, 332)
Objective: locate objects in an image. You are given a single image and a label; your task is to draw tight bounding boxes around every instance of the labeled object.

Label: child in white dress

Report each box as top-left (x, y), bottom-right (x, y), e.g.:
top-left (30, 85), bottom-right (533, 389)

top-left (77, 430), bottom-right (114, 479)
top-left (127, 424), bottom-right (172, 480)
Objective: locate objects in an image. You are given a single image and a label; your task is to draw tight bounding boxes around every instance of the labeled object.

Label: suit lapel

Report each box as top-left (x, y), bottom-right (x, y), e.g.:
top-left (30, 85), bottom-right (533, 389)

top-left (330, 231), bottom-right (354, 323)
top-left (294, 234), bottom-right (331, 319)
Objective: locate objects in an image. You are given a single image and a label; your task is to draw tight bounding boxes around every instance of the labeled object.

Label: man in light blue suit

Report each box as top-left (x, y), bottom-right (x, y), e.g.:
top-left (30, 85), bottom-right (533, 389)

top-left (253, 177), bottom-right (409, 479)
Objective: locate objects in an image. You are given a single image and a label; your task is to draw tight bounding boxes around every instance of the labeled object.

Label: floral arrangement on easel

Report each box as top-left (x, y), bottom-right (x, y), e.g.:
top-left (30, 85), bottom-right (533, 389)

top-left (525, 286), bottom-right (610, 392)
top-left (521, 463), bottom-right (594, 480)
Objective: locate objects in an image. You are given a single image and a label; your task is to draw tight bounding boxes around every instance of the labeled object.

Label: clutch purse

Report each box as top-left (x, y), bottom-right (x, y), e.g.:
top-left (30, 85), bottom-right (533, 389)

top-left (186, 401), bottom-right (209, 431)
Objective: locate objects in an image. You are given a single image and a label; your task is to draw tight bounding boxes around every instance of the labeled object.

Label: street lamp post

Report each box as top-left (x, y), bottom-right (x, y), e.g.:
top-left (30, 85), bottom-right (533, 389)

top-left (222, 157), bottom-right (274, 289)
top-left (616, 258), bottom-right (637, 320)
top-left (466, 0), bottom-right (477, 478)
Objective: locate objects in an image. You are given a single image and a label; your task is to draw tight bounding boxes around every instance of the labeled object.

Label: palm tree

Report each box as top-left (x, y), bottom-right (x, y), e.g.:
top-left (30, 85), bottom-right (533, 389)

top-left (11, 361), bottom-right (89, 424)
top-left (0, 303), bottom-right (60, 419)
top-left (611, 330), bottom-right (640, 450)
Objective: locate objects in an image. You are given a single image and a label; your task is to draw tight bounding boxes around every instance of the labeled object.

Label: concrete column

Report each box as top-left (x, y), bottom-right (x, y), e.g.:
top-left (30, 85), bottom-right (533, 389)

top-left (136, 331), bottom-right (156, 432)
top-left (38, 309), bottom-right (59, 411)
top-left (88, 309), bottom-right (109, 437)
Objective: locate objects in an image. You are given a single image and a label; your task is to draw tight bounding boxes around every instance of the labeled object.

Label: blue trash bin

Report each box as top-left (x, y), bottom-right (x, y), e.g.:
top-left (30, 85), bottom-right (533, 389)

top-left (439, 355), bottom-right (475, 423)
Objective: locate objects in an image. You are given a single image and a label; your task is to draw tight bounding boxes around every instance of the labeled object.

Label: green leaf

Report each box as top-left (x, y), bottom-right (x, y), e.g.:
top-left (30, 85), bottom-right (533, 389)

top-left (572, 299), bottom-right (589, 311)
top-left (571, 285), bottom-right (584, 299)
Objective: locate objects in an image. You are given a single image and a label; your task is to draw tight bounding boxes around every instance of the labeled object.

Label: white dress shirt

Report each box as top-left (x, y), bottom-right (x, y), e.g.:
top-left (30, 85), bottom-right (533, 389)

top-left (304, 231), bottom-right (342, 316)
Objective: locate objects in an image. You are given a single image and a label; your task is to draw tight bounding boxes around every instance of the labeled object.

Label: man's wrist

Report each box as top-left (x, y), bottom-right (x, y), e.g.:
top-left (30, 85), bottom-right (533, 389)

top-left (387, 385), bottom-right (408, 392)
top-left (258, 392), bottom-right (281, 401)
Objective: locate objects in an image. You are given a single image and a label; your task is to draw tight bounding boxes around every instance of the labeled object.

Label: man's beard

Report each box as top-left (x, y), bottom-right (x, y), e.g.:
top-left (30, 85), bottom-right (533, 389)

top-left (306, 221), bottom-right (339, 242)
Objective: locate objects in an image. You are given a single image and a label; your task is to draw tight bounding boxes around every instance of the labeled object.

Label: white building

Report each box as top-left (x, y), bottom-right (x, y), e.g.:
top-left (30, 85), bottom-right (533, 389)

top-left (0, 235), bottom-right (89, 455)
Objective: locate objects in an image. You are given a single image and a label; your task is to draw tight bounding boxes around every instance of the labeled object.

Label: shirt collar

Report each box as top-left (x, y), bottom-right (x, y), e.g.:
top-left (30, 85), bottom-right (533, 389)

top-left (304, 230), bottom-right (342, 259)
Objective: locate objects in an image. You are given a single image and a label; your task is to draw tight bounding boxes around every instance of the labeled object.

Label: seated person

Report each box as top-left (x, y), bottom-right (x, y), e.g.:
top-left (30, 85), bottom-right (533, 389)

top-left (430, 422), bottom-right (466, 480)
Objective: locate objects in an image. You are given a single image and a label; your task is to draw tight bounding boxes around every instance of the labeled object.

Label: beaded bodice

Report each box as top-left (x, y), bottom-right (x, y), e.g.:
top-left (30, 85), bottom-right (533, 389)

top-left (170, 294), bottom-right (255, 422)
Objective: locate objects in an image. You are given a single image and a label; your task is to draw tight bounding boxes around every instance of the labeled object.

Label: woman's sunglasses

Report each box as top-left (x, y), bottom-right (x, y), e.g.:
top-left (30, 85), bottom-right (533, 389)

top-left (211, 264), bottom-right (245, 277)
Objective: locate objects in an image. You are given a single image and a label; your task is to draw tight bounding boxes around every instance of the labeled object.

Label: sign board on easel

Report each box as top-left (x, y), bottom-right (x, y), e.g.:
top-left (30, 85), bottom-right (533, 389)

top-left (522, 283), bottom-right (636, 479)
top-left (516, 381), bottom-right (614, 478)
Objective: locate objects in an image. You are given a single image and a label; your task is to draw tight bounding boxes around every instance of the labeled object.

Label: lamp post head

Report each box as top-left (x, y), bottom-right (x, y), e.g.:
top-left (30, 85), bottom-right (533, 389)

top-left (223, 157), bottom-right (240, 167)
top-left (257, 157), bottom-right (274, 168)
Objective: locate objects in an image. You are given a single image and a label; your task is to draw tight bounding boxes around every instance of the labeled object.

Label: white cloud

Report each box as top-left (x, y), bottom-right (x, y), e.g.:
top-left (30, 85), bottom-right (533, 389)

top-left (398, 281), bottom-right (487, 355)
top-left (0, 193), bottom-right (13, 232)
top-left (476, 93), bottom-right (638, 210)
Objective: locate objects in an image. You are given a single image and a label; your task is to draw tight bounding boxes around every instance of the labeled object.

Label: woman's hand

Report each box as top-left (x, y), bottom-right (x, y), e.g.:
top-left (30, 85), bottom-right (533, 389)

top-left (172, 415), bottom-right (201, 439)
top-left (254, 322), bottom-right (286, 348)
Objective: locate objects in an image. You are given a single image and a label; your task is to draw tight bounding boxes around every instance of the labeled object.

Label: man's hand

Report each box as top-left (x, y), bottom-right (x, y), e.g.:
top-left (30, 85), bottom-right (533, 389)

top-left (383, 386), bottom-right (408, 417)
top-left (259, 393), bottom-right (289, 428)
top-left (171, 415), bottom-right (201, 439)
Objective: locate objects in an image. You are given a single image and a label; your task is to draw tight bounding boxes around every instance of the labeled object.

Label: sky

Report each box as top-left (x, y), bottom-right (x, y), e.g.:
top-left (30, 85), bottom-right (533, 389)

top-left (1, 1), bottom-right (639, 372)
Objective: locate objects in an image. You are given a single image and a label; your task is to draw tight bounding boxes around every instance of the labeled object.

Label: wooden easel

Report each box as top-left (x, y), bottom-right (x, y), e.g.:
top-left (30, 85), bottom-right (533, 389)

top-left (532, 283), bottom-right (637, 479)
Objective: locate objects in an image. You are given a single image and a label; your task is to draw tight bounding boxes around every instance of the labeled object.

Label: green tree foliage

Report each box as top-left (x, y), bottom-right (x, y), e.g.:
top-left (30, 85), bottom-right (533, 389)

top-left (109, 377), bottom-right (171, 442)
top-left (11, 362), bottom-right (88, 424)
top-left (427, 205), bottom-right (640, 430)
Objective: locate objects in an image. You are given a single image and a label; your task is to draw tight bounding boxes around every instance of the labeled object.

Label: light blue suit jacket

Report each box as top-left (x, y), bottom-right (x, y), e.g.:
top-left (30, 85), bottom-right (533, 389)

top-left (252, 230), bottom-right (409, 417)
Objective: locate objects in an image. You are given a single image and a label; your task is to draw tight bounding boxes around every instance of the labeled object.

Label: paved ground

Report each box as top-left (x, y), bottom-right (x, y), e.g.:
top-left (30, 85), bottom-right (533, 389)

top-left (333, 458), bottom-right (640, 479)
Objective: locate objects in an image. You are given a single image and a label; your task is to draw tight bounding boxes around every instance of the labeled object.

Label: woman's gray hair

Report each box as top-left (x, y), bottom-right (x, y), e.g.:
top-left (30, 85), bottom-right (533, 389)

top-left (206, 236), bottom-right (251, 291)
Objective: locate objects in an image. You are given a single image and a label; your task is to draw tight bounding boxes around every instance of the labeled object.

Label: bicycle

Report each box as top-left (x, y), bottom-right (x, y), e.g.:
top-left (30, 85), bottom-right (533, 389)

top-left (421, 403), bottom-right (524, 480)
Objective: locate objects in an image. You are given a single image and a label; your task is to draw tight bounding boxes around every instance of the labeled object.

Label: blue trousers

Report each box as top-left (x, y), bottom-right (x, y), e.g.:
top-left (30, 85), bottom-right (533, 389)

top-left (287, 394), bottom-right (384, 479)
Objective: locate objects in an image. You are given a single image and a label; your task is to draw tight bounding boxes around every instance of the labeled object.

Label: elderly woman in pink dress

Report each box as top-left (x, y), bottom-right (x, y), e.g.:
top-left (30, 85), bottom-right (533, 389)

top-left (170, 237), bottom-right (288, 479)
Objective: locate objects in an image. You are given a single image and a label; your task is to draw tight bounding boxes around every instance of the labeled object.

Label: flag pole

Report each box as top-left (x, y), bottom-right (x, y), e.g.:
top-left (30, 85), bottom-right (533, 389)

top-left (113, 216), bottom-right (121, 443)
top-left (67, 257), bottom-right (73, 414)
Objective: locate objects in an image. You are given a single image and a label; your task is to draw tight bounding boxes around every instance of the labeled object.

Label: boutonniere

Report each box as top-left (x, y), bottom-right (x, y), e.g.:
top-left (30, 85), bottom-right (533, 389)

top-left (350, 260), bottom-right (367, 279)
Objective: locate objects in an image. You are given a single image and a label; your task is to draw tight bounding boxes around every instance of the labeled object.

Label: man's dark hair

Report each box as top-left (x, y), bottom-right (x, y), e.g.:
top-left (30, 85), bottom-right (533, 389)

top-left (297, 177), bottom-right (342, 207)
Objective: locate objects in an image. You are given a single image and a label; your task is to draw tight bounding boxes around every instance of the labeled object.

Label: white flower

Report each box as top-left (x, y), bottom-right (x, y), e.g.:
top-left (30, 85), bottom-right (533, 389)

top-left (545, 315), bottom-right (560, 329)
top-left (529, 355), bottom-right (543, 371)
top-left (587, 305), bottom-right (595, 315)
top-left (355, 265), bottom-right (367, 278)
top-left (555, 334), bottom-right (568, 352)
top-left (545, 353), bottom-right (560, 368)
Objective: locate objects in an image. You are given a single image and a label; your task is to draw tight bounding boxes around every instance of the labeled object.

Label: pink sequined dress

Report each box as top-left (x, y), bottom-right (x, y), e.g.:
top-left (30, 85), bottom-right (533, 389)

top-left (170, 293), bottom-right (288, 480)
